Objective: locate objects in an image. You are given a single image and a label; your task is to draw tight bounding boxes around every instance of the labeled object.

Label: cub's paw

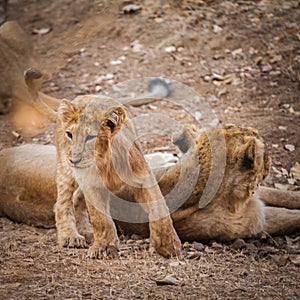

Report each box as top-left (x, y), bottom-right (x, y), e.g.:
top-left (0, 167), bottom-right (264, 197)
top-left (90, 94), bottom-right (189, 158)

top-left (153, 235), bottom-right (182, 258)
top-left (58, 232), bottom-right (87, 248)
top-left (76, 218), bottom-right (94, 244)
top-left (87, 244), bottom-right (119, 259)
top-left (150, 224), bottom-right (182, 258)
top-left (79, 229), bottom-right (94, 245)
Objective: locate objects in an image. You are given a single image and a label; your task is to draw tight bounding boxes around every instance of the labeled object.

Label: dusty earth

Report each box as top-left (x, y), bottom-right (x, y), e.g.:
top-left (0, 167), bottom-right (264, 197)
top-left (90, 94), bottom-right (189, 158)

top-left (0, 0), bottom-right (300, 299)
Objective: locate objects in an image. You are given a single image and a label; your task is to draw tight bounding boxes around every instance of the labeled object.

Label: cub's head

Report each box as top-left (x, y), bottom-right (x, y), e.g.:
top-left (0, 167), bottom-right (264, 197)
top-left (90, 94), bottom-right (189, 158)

top-left (57, 95), bottom-right (127, 169)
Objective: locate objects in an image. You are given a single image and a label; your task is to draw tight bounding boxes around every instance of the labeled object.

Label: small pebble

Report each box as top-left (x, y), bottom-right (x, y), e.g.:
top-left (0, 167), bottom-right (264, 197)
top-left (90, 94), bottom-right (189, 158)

top-left (232, 238), bottom-right (246, 250)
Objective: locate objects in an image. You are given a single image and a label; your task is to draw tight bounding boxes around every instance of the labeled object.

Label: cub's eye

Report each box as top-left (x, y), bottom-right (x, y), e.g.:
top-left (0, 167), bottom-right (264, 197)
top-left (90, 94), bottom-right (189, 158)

top-left (106, 120), bottom-right (116, 133)
top-left (66, 131), bottom-right (73, 140)
top-left (85, 135), bottom-right (96, 142)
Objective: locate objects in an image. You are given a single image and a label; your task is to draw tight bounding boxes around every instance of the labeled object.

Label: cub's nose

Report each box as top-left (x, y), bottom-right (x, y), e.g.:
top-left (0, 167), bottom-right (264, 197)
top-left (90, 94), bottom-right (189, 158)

top-left (69, 157), bottom-right (82, 166)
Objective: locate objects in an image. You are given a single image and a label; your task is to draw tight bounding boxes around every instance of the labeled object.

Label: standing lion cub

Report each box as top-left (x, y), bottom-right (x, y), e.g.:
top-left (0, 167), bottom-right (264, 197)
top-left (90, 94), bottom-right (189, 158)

top-left (54, 96), bottom-right (181, 258)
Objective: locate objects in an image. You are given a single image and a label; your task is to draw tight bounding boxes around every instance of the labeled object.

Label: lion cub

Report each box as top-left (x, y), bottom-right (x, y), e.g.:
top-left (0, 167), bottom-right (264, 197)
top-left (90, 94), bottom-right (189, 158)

top-left (54, 96), bottom-right (181, 258)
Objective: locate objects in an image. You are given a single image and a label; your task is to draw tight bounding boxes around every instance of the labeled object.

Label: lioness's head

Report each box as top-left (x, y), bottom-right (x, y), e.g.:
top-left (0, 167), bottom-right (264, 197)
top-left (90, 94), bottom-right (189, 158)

top-left (217, 125), bottom-right (271, 212)
top-left (172, 124), bottom-right (271, 212)
top-left (222, 125), bottom-right (271, 179)
top-left (57, 95), bottom-right (127, 169)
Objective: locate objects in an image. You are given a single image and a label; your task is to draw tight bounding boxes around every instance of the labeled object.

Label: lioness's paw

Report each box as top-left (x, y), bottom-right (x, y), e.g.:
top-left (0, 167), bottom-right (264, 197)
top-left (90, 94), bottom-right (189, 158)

top-left (58, 233), bottom-right (87, 248)
top-left (87, 244), bottom-right (119, 259)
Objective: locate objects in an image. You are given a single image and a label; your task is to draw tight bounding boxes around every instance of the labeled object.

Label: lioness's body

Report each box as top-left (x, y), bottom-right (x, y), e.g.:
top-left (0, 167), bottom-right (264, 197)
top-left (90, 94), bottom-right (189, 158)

top-left (0, 21), bottom-right (37, 113)
top-left (0, 22), bottom-right (60, 135)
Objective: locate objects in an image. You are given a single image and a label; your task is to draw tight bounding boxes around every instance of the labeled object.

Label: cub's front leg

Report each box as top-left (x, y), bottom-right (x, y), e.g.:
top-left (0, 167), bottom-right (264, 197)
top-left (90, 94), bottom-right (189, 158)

top-left (73, 187), bottom-right (94, 244)
top-left (149, 218), bottom-right (182, 258)
top-left (76, 168), bottom-right (119, 258)
top-left (85, 198), bottom-right (119, 259)
top-left (54, 165), bottom-right (87, 248)
top-left (134, 185), bottom-right (182, 258)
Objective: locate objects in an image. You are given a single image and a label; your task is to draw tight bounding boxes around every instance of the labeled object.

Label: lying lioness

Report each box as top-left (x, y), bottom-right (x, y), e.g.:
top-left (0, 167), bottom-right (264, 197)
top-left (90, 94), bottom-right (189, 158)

top-left (1, 125), bottom-right (299, 247)
top-left (0, 22), bottom-right (61, 136)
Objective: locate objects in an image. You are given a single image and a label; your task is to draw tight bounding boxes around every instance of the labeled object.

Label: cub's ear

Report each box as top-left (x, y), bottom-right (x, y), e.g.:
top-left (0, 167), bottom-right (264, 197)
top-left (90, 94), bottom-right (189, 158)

top-left (58, 99), bottom-right (77, 123)
top-left (104, 106), bottom-right (127, 134)
top-left (239, 136), bottom-right (265, 171)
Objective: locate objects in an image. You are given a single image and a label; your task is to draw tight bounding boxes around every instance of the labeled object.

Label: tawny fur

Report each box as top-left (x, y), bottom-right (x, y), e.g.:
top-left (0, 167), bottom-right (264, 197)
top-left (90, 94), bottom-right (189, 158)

top-left (53, 96), bottom-right (181, 258)
top-left (0, 22), bottom-right (60, 135)
top-left (2, 26), bottom-right (298, 254)
top-left (1, 126), bottom-right (299, 244)
top-left (23, 66), bottom-right (182, 257)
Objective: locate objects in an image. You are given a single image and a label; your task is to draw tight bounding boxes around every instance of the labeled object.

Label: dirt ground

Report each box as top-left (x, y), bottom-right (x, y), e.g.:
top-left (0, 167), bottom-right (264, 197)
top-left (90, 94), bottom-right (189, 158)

top-left (0, 0), bottom-right (300, 299)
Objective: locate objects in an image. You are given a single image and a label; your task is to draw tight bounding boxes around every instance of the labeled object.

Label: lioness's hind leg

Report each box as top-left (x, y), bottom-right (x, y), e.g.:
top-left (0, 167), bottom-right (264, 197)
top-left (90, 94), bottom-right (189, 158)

top-left (54, 169), bottom-right (87, 248)
top-left (257, 186), bottom-right (300, 209)
top-left (264, 206), bottom-right (300, 235)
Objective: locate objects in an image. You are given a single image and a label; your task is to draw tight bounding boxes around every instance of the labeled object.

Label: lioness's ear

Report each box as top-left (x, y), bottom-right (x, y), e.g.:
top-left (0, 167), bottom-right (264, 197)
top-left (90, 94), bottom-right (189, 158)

top-left (172, 125), bottom-right (197, 153)
top-left (58, 99), bottom-right (77, 123)
top-left (263, 149), bottom-right (271, 179)
top-left (104, 106), bottom-right (127, 134)
top-left (240, 136), bottom-right (265, 171)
